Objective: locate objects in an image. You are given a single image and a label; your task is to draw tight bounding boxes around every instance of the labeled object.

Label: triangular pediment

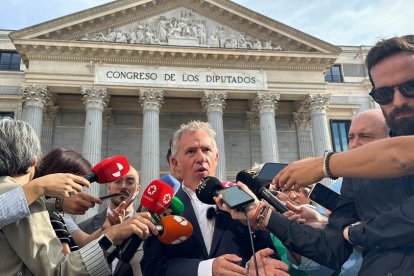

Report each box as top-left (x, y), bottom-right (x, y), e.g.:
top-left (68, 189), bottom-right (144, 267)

top-left (10, 0), bottom-right (340, 70)
top-left (78, 8), bottom-right (285, 51)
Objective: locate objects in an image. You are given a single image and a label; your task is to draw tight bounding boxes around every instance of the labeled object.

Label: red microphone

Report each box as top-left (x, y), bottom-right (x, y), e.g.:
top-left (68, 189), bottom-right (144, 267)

top-left (158, 215), bottom-right (193, 244)
top-left (221, 181), bottom-right (236, 188)
top-left (83, 155), bottom-right (130, 183)
top-left (116, 180), bottom-right (175, 263)
top-left (141, 180), bottom-right (174, 214)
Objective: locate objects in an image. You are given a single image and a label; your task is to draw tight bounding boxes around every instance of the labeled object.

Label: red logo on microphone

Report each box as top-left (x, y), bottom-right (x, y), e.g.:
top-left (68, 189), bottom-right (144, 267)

top-left (111, 162), bottom-right (124, 178)
top-left (163, 193), bottom-right (172, 205)
top-left (147, 185), bottom-right (157, 195)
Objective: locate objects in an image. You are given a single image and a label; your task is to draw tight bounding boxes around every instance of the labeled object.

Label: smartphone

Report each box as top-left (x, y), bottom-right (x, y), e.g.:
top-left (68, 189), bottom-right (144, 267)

top-left (219, 186), bottom-right (254, 210)
top-left (257, 163), bottom-right (288, 188)
top-left (308, 183), bottom-right (340, 211)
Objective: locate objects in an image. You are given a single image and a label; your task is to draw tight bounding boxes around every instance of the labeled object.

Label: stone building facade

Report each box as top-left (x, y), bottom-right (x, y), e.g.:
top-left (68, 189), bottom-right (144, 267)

top-left (0, 0), bottom-right (377, 220)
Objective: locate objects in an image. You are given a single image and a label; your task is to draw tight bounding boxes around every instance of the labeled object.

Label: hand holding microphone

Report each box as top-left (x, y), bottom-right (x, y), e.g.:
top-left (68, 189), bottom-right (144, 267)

top-left (59, 155), bottom-right (130, 214)
top-left (117, 180), bottom-right (192, 263)
top-left (236, 170), bottom-right (289, 214)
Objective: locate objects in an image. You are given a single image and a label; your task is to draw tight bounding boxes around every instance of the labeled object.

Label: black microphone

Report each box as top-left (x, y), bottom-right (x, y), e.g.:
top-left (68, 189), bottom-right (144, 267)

top-left (196, 176), bottom-right (224, 204)
top-left (117, 225), bottom-right (163, 262)
top-left (236, 170), bottom-right (289, 213)
top-left (196, 176), bottom-right (254, 210)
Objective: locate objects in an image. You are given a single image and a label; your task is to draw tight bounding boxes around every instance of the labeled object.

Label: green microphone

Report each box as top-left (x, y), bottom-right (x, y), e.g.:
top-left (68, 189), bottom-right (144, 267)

top-left (159, 196), bottom-right (184, 217)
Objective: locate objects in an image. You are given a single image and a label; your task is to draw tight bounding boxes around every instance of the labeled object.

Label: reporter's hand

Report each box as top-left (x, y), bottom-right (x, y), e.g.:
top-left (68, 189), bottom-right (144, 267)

top-left (272, 157), bottom-right (325, 192)
top-left (63, 191), bottom-right (102, 215)
top-left (212, 254), bottom-right (246, 276)
top-left (248, 248), bottom-right (289, 276)
top-left (214, 182), bottom-right (260, 222)
top-left (104, 212), bottom-right (158, 245)
top-left (25, 173), bottom-right (90, 203)
top-left (105, 201), bottom-right (128, 227)
top-left (284, 201), bottom-right (328, 229)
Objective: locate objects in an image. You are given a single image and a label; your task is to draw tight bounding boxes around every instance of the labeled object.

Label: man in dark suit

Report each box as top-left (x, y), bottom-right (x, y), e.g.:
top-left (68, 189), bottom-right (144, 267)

top-left (141, 121), bottom-right (286, 276)
top-left (79, 166), bottom-right (141, 276)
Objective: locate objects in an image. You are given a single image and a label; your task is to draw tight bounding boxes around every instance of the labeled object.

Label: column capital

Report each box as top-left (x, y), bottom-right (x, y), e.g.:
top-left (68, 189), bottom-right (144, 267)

top-left (254, 91), bottom-right (280, 113)
top-left (43, 106), bottom-right (59, 124)
top-left (303, 93), bottom-right (332, 114)
top-left (21, 85), bottom-right (50, 108)
top-left (201, 90), bottom-right (227, 112)
top-left (139, 88), bottom-right (164, 111)
top-left (293, 112), bottom-right (311, 130)
top-left (246, 111), bottom-right (260, 129)
top-left (103, 108), bottom-right (113, 122)
top-left (81, 86), bottom-right (110, 110)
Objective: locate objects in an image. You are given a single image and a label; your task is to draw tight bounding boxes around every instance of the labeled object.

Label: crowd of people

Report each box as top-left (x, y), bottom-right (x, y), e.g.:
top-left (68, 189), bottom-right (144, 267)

top-left (0, 34), bottom-right (412, 276)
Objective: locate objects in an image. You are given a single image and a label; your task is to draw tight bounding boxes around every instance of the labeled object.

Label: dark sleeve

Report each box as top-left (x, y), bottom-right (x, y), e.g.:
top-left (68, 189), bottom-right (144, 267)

top-left (265, 178), bottom-right (358, 269)
top-left (349, 194), bottom-right (414, 249)
top-left (49, 211), bottom-right (70, 244)
top-left (141, 237), bottom-right (201, 276)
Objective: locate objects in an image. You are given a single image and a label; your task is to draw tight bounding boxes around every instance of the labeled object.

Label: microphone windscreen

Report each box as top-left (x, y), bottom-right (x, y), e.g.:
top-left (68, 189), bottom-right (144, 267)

top-left (158, 215), bottom-right (193, 245)
top-left (236, 170), bottom-right (262, 195)
top-left (169, 196), bottom-right (184, 215)
top-left (88, 155), bottom-right (130, 184)
top-left (141, 180), bottom-right (174, 215)
top-left (195, 176), bottom-right (224, 204)
top-left (160, 174), bottom-right (181, 194)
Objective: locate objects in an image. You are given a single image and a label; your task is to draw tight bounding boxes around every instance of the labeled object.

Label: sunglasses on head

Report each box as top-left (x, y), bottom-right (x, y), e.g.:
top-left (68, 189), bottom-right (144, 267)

top-left (369, 79), bottom-right (414, 105)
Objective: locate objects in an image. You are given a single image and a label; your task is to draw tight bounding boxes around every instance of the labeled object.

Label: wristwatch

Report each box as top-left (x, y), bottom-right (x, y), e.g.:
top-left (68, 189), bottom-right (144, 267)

top-left (98, 235), bottom-right (117, 257)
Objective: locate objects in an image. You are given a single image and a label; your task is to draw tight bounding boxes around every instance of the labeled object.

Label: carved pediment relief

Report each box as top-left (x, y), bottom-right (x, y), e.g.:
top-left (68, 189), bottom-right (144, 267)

top-left (79, 8), bottom-right (283, 51)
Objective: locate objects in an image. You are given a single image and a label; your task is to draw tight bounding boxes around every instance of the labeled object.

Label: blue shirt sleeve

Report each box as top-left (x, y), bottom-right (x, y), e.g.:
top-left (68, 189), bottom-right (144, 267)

top-left (0, 186), bottom-right (30, 228)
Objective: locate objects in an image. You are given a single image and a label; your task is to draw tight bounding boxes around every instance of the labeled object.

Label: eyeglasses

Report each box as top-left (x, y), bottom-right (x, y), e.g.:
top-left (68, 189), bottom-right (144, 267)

top-left (113, 177), bottom-right (138, 187)
top-left (369, 79), bottom-right (414, 105)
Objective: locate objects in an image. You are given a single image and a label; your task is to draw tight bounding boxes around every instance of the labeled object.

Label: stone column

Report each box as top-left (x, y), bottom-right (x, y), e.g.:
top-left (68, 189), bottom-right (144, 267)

top-left (41, 106), bottom-right (59, 155)
top-left (79, 86), bottom-right (109, 222)
top-left (303, 94), bottom-right (333, 156)
top-left (254, 92), bottom-right (280, 163)
top-left (201, 90), bottom-right (227, 181)
top-left (139, 88), bottom-right (164, 196)
top-left (293, 112), bottom-right (314, 158)
top-left (21, 85), bottom-right (49, 139)
top-left (246, 111), bottom-right (261, 166)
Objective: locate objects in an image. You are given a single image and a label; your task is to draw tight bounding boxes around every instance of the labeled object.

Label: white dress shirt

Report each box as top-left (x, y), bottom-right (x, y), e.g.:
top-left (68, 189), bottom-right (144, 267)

top-left (182, 183), bottom-right (216, 276)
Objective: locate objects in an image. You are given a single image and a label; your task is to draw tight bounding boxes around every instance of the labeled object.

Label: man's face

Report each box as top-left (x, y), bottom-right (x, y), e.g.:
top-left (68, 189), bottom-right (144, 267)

top-left (371, 52), bottom-right (414, 135)
top-left (171, 130), bottom-right (218, 191)
top-left (107, 167), bottom-right (140, 207)
top-left (347, 114), bottom-right (388, 150)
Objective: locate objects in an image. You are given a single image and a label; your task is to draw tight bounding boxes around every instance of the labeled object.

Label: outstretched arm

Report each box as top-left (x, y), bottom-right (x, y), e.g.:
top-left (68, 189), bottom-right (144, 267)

top-left (274, 136), bottom-right (414, 191)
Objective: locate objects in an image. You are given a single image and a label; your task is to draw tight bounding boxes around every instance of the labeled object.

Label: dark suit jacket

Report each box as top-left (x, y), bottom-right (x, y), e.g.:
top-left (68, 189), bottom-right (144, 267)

top-left (78, 210), bottom-right (135, 276)
top-left (141, 187), bottom-right (278, 276)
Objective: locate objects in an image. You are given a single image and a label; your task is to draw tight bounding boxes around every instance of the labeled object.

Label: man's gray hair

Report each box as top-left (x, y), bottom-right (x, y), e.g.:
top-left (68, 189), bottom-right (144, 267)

top-left (171, 120), bottom-right (217, 159)
top-left (0, 119), bottom-right (42, 176)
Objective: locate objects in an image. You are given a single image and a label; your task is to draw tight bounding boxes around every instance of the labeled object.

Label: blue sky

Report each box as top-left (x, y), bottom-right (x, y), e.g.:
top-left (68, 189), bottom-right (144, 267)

top-left (0, 0), bottom-right (411, 46)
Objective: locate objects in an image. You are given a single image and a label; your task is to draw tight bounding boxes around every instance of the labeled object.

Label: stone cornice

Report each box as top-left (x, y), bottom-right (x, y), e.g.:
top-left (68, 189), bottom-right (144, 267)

top-left (14, 39), bottom-right (337, 71)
